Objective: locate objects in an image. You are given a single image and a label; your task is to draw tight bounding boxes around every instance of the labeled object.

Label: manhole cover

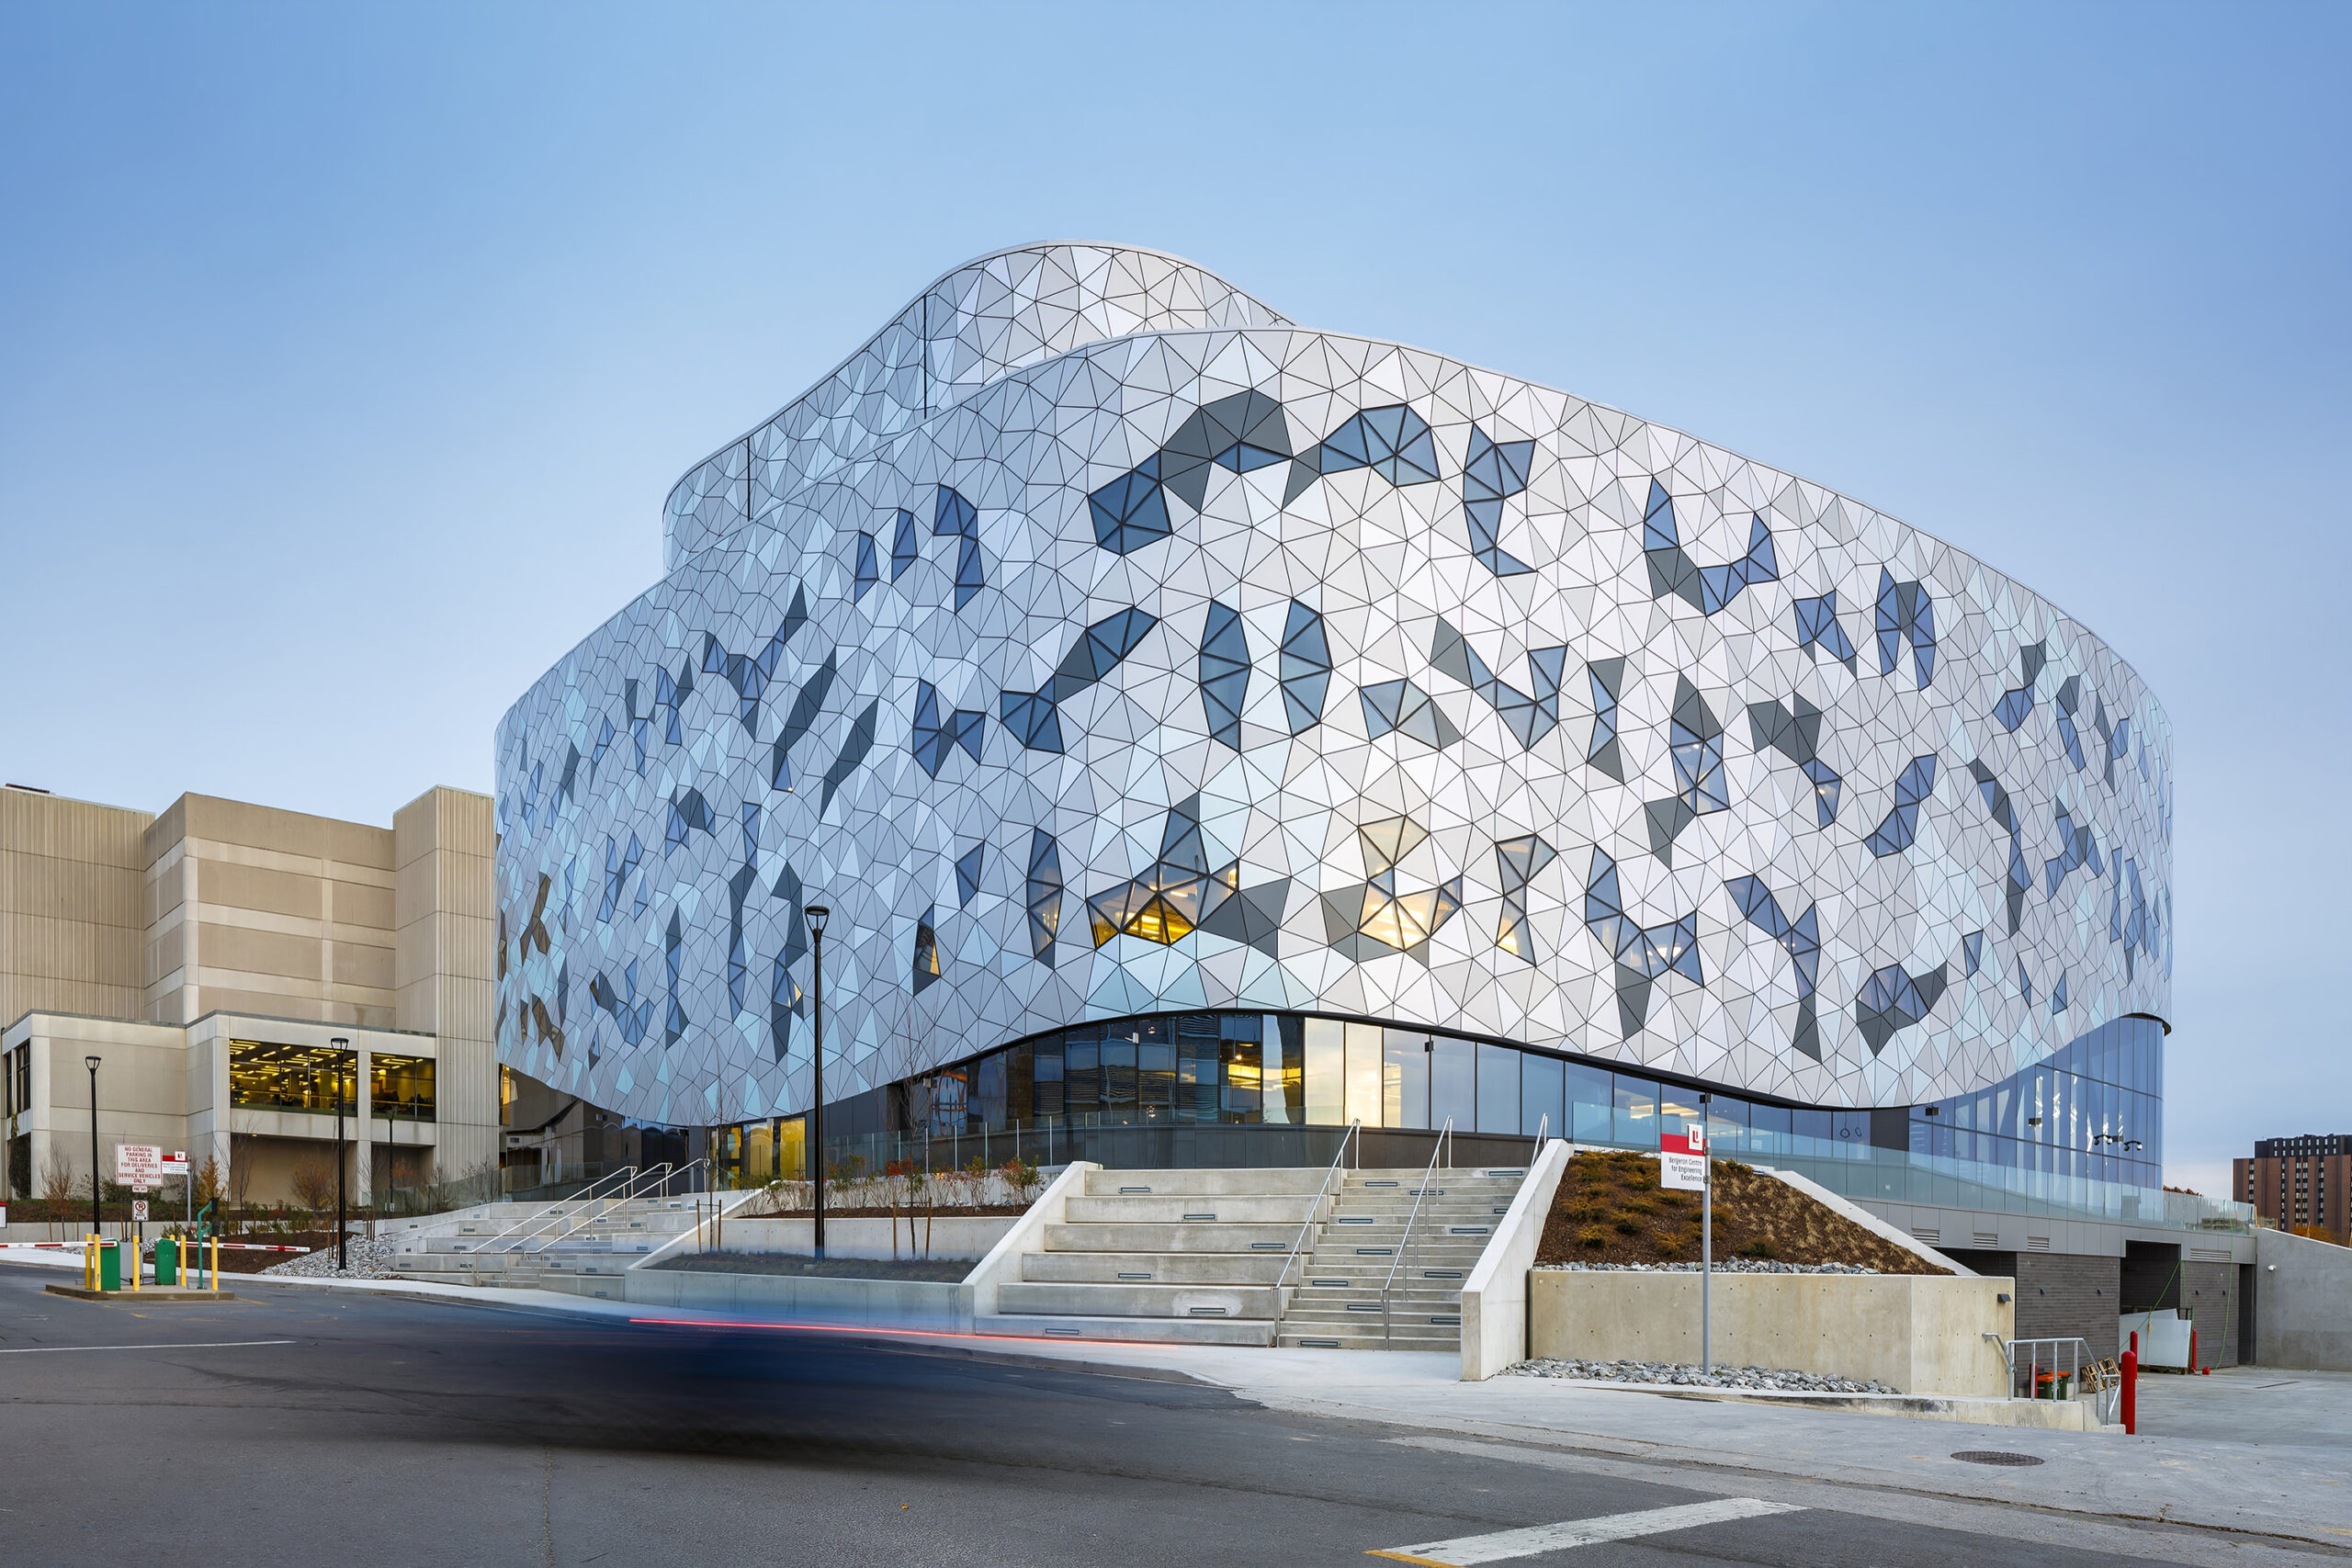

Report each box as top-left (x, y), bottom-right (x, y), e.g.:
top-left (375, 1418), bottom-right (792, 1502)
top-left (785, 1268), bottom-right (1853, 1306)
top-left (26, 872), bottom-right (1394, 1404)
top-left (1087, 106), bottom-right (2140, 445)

top-left (1951, 1450), bottom-right (2044, 1467)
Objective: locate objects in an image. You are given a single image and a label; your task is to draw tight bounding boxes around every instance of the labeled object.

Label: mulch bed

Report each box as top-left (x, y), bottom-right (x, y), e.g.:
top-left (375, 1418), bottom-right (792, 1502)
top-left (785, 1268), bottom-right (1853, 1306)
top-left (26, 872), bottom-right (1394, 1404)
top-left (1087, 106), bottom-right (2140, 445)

top-left (1536, 1151), bottom-right (1946, 1274)
top-left (649, 1251), bottom-right (973, 1282)
top-left (199, 1230), bottom-right (349, 1274)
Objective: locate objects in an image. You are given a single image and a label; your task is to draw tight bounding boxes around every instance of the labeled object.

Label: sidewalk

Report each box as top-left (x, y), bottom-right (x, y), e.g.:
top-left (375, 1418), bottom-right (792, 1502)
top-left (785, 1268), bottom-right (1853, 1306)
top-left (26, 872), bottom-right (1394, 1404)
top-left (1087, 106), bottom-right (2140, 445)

top-left (47, 1259), bottom-right (2352, 1558)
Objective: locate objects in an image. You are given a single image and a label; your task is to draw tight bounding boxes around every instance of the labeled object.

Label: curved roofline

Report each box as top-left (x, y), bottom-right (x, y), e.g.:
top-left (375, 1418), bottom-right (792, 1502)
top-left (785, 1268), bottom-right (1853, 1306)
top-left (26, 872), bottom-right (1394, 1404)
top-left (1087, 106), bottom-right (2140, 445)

top-left (655, 307), bottom-right (2165, 719)
top-left (662, 241), bottom-right (1292, 491)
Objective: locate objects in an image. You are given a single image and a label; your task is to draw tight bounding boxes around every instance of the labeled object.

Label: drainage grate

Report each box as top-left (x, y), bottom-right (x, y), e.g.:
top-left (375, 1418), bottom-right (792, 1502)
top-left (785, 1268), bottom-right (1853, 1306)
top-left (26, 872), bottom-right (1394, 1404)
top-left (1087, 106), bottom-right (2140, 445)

top-left (1119, 1186), bottom-right (1152, 1194)
top-left (1312, 1278), bottom-right (1351, 1287)
top-left (1117, 1272), bottom-right (1152, 1280)
top-left (1249, 1242), bottom-right (1287, 1250)
top-left (1298, 1338), bottom-right (1341, 1348)
top-left (1951, 1451), bottom-right (2044, 1467)
top-left (1182, 1213), bottom-right (1217, 1221)
top-left (1364, 1179), bottom-right (1400, 1188)
top-left (1187, 1306), bottom-right (1229, 1317)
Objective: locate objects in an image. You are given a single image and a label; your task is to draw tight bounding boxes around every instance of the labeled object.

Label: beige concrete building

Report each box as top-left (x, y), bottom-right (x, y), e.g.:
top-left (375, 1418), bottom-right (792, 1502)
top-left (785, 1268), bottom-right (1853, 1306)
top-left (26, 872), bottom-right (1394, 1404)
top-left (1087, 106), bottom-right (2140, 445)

top-left (2, 783), bottom-right (495, 1207)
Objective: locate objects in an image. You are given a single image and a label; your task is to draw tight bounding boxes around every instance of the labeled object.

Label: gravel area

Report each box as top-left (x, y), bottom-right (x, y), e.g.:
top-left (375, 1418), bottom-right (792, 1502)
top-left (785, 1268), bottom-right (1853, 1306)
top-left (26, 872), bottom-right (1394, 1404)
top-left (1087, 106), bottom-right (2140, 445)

top-left (1505, 1356), bottom-right (1899, 1393)
top-left (1537, 1259), bottom-right (1880, 1274)
top-left (263, 1236), bottom-right (401, 1280)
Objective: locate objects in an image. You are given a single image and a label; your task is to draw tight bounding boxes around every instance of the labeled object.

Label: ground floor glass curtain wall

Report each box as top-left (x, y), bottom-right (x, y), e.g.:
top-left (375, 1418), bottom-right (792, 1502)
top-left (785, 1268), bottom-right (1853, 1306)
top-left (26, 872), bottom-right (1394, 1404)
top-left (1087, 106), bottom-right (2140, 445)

top-left (716, 1010), bottom-right (2177, 1225)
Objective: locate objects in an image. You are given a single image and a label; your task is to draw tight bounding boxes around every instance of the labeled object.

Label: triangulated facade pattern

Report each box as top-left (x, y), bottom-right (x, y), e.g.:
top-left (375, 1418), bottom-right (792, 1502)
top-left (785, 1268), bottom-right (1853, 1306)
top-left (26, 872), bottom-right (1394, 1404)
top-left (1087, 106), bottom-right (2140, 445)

top-left (494, 243), bottom-right (2172, 1142)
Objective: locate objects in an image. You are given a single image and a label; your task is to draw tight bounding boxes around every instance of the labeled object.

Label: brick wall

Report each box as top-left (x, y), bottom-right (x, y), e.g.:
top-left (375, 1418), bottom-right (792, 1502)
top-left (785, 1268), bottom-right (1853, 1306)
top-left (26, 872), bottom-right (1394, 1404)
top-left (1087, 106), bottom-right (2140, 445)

top-left (1942, 1248), bottom-right (2122, 1363)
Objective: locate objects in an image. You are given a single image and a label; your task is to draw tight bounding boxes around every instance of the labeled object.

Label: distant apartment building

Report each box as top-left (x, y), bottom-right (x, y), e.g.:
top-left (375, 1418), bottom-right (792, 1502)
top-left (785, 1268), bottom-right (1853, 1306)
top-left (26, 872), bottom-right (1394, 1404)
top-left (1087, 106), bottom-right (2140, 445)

top-left (1, 782), bottom-right (495, 1207)
top-left (2236, 1135), bottom-right (2350, 1242)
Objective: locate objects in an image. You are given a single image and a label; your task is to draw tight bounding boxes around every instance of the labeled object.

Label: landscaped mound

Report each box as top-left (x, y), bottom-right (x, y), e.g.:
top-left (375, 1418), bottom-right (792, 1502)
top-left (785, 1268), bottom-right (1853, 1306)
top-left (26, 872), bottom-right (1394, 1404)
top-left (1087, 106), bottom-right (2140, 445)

top-left (1534, 1150), bottom-right (1947, 1274)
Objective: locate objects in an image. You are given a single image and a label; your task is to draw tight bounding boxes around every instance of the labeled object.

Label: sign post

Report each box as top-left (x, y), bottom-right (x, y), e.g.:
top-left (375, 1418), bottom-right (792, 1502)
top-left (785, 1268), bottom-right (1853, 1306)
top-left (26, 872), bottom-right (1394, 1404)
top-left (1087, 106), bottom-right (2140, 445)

top-left (1699, 1092), bottom-right (1713, 1371)
top-left (1660, 1112), bottom-right (1712, 1371)
top-left (162, 1149), bottom-right (190, 1232)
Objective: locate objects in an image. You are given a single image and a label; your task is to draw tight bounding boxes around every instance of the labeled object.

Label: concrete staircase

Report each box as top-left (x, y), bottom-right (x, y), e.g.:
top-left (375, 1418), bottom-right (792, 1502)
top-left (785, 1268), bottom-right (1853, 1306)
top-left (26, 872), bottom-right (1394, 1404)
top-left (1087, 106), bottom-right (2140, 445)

top-left (388, 1194), bottom-right (710, 1296)
top-left (1276, 1167), bottom-right (1526, 1352)
top-left (978, 1164), bottom-right (1526, 1350)
top-left (983, 1167), bottom-right (1326, 1345)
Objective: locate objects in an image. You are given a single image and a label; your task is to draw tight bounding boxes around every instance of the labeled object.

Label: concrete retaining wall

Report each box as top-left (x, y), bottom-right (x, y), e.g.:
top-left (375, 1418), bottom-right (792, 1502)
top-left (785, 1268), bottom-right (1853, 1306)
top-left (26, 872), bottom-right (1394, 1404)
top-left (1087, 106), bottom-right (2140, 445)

top-left (1529, 1269), bottom-right (2014, 1394)
top-left (699, 1215), bottom-right (1016, 1261)
top-left (623, 1263), bottom-right (973, 1328)
top-left (2255, 1227), bottom-right (2352, 1370)
top-left (966, 1159), bottom-right (1098, 1316)
top-left (1459, 1139), bottom-right (1571, 1381)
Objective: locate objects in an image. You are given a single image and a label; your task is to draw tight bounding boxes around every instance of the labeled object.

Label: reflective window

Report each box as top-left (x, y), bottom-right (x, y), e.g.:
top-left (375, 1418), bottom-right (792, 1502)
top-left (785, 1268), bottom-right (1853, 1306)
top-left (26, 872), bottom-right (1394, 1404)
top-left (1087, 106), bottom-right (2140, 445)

top-left (1476, 1042), bottom-right (1520, 1134)
top-left (230, 1040), bottom-right (356, 1116)
top-left (370, 1053), bottom-right (435, 1122)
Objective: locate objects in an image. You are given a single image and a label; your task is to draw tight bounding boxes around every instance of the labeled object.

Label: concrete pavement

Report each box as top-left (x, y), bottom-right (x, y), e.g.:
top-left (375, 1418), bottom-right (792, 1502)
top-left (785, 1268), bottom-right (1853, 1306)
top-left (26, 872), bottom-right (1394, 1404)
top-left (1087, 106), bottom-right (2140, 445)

top-left (17, 1253), bottom-right (2352, 1562)
top-left (194, 1263), bottom-right (2352, 1557)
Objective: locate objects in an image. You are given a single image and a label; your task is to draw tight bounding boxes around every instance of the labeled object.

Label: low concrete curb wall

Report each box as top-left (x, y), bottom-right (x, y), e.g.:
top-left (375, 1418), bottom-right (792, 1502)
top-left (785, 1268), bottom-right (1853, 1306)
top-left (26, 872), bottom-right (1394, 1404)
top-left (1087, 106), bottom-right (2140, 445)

top-left (2256, 1226), bottom-right (2352, 1370)
top-left (707, 1215), bottom-right (1018, 1261)
top-left (1530, 1270), bottom-right (2014, 1394)
top-left (1459, 1139), bottom-right (1572, 1382)
top-left (623, 1264), bottom-right (973, 1328)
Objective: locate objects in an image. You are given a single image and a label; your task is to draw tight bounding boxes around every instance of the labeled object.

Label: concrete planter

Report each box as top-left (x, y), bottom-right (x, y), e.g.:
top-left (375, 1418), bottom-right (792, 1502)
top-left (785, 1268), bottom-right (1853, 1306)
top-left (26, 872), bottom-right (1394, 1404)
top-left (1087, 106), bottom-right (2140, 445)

top-left (1529, 1269), bottom-right (2015, 1395)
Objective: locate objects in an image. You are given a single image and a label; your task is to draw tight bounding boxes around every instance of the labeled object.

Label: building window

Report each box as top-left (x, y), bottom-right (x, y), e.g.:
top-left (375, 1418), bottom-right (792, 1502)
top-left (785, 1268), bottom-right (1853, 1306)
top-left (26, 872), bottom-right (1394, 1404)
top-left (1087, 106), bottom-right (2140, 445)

top-left (370, 1054), bottom-right (436, 1122)
top-left (229, 1041), bottom-right (357, 1115)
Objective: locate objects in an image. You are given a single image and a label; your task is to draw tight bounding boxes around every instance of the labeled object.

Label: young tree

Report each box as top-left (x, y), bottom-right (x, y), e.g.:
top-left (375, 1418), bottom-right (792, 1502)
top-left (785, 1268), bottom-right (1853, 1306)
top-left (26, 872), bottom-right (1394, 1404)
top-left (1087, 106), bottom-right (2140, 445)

top-left (289, 1153), bottom-right (335, 1214)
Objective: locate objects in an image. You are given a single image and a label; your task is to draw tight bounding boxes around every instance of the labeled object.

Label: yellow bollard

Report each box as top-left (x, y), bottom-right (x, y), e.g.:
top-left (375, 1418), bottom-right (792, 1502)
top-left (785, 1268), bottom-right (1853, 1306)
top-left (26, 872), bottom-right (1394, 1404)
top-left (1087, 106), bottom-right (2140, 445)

top-left (85, 1235), bottom-right (96, 1291)
top-left (130, 1235), bottom-right (141, 1292)
top-left (210, 1235), bottom-right (220, 1292)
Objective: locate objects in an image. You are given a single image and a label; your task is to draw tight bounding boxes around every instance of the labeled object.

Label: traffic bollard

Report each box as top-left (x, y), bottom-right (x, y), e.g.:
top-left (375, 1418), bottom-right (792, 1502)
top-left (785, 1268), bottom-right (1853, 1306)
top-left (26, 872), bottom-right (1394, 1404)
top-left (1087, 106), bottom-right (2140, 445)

top-left (2120, 1348), bottom-right (2137, 1435)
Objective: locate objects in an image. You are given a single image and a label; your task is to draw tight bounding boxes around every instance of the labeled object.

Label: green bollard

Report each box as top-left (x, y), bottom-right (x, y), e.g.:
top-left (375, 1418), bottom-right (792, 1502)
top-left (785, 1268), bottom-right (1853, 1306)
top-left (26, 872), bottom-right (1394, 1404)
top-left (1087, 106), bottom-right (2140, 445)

top-left (97, 1239), bottom-right (121, 1292)
top-left (156, 1236), bottom-right (180, 1287)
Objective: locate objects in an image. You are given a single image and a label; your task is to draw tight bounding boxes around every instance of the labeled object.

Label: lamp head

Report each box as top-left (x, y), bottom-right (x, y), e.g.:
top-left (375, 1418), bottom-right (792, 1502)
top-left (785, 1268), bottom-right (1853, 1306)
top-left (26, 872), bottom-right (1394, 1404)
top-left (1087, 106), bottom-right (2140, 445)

top-left (806, 904), bottom-right (831, 937)
top-left (85, 1055), bottom-right (100, 1072)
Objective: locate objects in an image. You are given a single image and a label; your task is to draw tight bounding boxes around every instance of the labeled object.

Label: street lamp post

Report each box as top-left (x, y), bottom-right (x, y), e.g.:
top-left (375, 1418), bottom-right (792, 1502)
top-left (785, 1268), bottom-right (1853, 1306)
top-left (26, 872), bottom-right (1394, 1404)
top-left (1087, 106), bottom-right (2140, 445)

top-left (330, 1037), bottom-right (349, 1273)
top-left (85, 1055), bottom-right (102, 1241)
top-left (806, 904), bottom-right (830, 1260)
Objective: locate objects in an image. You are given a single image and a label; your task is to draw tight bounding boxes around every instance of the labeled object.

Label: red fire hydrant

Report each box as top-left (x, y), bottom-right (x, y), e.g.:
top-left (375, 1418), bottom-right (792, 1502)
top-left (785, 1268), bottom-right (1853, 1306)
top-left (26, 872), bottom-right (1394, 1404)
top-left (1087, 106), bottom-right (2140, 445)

top-left (2120, 1348), bottom-right (2138, 1435)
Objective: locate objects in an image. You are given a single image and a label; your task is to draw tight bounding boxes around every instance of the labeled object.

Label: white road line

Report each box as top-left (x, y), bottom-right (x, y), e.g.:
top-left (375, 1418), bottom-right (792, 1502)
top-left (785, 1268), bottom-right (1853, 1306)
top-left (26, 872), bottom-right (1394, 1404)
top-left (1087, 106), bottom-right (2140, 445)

top-left (0, 1339), bottom-right (297, 1355)
top-left (1370, 1497), bottom-right (1804, 1566)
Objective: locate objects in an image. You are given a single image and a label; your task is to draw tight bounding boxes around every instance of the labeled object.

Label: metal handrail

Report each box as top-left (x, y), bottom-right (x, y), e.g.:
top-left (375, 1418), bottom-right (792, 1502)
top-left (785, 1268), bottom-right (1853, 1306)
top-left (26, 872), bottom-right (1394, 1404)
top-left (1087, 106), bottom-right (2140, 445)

top-left (1984, 1334), bottom-right (2089, 1401)
top-left (1384, 1117), bottom-right (1453, 1342)
top-left (470, 1165), bottom-right (639, 1257)
top-left (1279, 1121), bottom-right (1360, 1292)
top-left (625, 1158), bottom-right (710, 1201)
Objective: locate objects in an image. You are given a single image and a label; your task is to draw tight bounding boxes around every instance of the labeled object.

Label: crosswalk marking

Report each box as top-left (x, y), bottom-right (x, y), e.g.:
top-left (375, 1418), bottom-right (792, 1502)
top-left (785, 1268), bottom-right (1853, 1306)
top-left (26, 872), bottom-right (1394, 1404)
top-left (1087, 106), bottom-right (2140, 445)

top-left (1367, 1497), bottom-right (1804, 1566)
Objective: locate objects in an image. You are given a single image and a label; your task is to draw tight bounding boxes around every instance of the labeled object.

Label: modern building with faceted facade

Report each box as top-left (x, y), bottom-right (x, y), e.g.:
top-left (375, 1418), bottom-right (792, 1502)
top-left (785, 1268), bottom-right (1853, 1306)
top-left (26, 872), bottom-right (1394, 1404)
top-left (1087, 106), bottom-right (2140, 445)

top-left (494, 243), bottom-right (2181, 1231)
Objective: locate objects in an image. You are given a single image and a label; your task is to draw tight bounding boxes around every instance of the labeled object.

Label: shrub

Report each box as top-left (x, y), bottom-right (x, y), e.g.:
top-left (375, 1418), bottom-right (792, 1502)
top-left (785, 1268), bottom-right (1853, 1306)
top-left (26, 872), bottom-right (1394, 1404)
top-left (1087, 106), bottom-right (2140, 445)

top-left (1741, 1240), bottom-right (1778, 1259)
top-left (1612, 1215), bottom-right (1642, 1235)
top-left (1577, 1224), bottom-right (1608, 1249)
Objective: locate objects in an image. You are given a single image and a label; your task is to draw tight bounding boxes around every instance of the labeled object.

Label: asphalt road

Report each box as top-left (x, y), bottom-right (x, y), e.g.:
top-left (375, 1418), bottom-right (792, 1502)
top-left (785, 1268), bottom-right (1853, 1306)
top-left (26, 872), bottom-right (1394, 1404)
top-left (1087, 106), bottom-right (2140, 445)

top-left (0, 1263), bottom-right (2252, 1567)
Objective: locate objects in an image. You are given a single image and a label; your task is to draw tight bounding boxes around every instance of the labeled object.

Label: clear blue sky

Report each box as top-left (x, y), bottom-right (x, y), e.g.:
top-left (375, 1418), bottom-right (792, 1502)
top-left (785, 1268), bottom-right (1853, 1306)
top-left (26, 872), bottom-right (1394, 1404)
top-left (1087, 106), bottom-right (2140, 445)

top-left (3, 3), bottom-right (2344, 1192)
